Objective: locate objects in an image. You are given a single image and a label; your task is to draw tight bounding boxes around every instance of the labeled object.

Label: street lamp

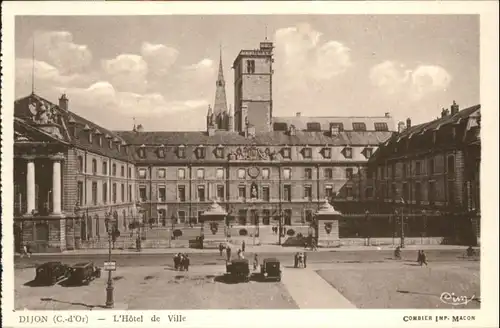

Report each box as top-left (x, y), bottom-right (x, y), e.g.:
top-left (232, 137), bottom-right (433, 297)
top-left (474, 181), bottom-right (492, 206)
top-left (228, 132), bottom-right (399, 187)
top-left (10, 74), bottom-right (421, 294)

top-left (421, 209), bottom-right (427, 245)
top-left (105, 219), bottom-right (114, 308)
top-left (395, 209), bottom-right (405, 248)
top-left (365, 210), bottom-right (370, 246)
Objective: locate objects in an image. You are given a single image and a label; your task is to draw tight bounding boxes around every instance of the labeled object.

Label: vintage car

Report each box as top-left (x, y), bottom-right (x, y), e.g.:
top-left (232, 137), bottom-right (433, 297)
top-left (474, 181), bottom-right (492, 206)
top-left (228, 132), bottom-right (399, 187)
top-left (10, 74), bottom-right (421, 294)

top-left (226, 259), bottom-right (250, 282)
top-left (34, 261), bottom-right (70, 285)
top-left (66, 262), bottom-right (101, 285)
top-left (260, 258), bottom-right (282, 281)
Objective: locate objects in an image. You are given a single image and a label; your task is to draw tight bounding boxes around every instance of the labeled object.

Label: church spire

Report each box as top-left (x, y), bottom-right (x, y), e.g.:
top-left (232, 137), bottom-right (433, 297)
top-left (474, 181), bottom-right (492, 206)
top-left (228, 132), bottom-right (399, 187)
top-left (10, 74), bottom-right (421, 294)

top-left (212, 44), bottom-right (229, 130)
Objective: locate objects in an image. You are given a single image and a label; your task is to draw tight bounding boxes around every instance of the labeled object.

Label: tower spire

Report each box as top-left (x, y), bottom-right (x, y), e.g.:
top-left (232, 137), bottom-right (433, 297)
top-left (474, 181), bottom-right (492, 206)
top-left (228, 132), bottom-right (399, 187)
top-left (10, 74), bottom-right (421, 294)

top-left (212, 44), bottom-right (229, 130)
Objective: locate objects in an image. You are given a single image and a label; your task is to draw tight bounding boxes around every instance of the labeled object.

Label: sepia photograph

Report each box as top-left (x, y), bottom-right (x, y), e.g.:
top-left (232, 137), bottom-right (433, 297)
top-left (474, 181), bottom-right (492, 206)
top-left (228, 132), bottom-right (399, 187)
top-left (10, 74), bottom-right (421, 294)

top-left (1, 3), bottom-right (498, 327)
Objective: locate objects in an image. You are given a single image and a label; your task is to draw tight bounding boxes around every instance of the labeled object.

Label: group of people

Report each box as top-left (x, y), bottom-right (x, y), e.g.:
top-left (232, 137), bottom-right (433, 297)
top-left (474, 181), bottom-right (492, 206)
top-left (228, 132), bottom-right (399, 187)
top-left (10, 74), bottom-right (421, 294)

top-left (220, 241), bottom-right (247, 262)
top-left (394, 246), bottom-right (428, 266)
top-left (294, 252), bottom-right (307, 268)
top-left (173, 253), bottom-right (190, 271)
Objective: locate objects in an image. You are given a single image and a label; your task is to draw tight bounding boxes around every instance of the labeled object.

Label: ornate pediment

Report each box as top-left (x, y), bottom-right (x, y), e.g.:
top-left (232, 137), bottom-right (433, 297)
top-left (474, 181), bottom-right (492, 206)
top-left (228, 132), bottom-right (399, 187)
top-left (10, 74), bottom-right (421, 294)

top-left (27, 99), bottom-right (64, 140)
top-left (228, 146), bottom-right (277, 161)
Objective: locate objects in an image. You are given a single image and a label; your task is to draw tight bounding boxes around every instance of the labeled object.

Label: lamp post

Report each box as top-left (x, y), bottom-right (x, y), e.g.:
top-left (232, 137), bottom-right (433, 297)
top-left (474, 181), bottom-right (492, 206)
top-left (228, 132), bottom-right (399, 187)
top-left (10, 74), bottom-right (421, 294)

top-left (421, 209), bottom-right (427, 245)
top-left (395, 209), bottom-right (405, 248)
top-left (365, 210), bottom-right (370, 246)
top-left (105, 219), bottom-right (114, 308)
top-left (278, 209), bottom-right (283, 246)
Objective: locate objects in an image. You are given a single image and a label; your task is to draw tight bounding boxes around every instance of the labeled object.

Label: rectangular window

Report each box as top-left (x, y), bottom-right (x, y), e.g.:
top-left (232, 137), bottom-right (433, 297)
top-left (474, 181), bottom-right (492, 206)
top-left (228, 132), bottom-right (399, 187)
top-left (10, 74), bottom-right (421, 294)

top-left (324, 168), bottom-right (333, 179)
top-left (304, 185), bottom-right (312, 200)
top-left (262, 168), bottom-right (270, 179)
top-left (246, 60), bottom-right (255, 74)
top-left (262, 210), bottom-right (271, 225)
top-left (415, 162), bottom-right (421, 176)
top-left (215, 147), bottom-right (224, 158)
top-left (216, 168), bottom-right (224, 179)
top-left (284, 185), bottom-right (292, 201)
top-left (139, 186), bottom-right (147, 201)
top-left (330, 122), bottom-right (344, 132)
top-left (178, 211), bottom-right (186, 224)
top-left (262, 186), bottom-right (270, 201)
top-left (428, 158), bottom-right (435, 175)
top-left (128, 185), bottom-right (132, 202)
top-left (303, 148), bottom-right (312, 158)
top-left (323, 148), bottom-right (332, 158)
top-left (92, 182), bottom-right (98, 205)
top-left (306, 122), bottom-right (321, 131)
top-left (305, 209), bottom-right (313, 223)
top-left (304, 168), bottom-right (313, 179)
top-left (177, 147), bottom-right (186, 159)
top-left (102, 162), bottom-right (108, 175)
top-left (402, 183), bottom-right (409, 202)
top-left (344, 148), bottom-right (353, 159)
top-left (238, 186), bottom-right (246, 200)
top-left (415, 183), bottom-right (422, 203)
top-left (284, 209), bottom-right (292, 226)
top-left (325, 185), bottom-right (333, 199)
top-left (197, 168), bottom-right (205, 179)
top-left (178, 168), bottom-right (186, 180)
top-left (374, 122), bottom-right (389, 131)
top-left (238, 209), bottom-right (247, 225)
top-left (112, 183), bottom-right (117, 203)
top-left (77, 181), bottom-right (84, 206)
top-left (138, 168), bottom-right (147, 179)
top-left (158, 186), bottom-right (166, 202)
top-left (121, 165), bottom-right (125, 177)
top-left (121, 183), bottom-right (125, 202)
top-left (238, 168), bottom-right (246, 179)
top-left (346, 168), bottom-right (353, 180)
top-left (103, 183), bottom-right (108, 203)
top-left (178, 185), bottom-right (186, 202)
top-left (346, 186), bottom-right (353, 198)
top-left (365, 148), bottom-right (373, 158)
top-left (428, 181), bottom-right (436, 203)
top-left (197, 185), bottom-right (206, 202)
top-left (196, 148), bottom-right (206, 159)
top-left (282, 148), bottom-right (291, 159)
top-left (112, 164), bottom-right (117, 176)
top-left (352, 122), bottom-right (367, 131)
top-left (283, 168), bottom-right (291, 180)
top-left (128, 167), bottom-right (132, 178)
top-left (158, 168), bottom-right (166, 179)
top-left (217, 185), bottom-right (225, 201)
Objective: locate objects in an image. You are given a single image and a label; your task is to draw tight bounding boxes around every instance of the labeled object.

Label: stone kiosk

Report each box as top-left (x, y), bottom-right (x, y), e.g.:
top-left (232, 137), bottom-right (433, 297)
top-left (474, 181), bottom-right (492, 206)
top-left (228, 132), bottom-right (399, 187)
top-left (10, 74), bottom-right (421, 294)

top-left (200, 201), bottom-right (227, 248)
top-left (315, 200), bottom-right (341, 247)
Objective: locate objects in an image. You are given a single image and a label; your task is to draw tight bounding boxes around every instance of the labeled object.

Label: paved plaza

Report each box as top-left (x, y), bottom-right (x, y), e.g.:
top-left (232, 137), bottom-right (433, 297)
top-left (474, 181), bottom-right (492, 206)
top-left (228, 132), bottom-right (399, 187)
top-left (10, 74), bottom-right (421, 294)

top-left (14, 248), bottom-right (480, 310)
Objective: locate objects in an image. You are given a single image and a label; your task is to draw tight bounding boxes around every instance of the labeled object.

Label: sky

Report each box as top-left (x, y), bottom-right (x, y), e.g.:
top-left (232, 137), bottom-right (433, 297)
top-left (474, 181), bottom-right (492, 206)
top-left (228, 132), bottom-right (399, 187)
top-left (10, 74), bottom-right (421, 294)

top-left (15, 15), bottom-right (479, 131)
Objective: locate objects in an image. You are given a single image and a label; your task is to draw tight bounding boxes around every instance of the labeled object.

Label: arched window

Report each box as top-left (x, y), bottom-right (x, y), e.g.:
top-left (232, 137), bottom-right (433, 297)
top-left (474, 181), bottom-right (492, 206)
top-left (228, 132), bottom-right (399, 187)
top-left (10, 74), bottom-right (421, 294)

top-left (78, 156), bottom-right (84, 173)
top-left (92, 159), bottom-right (97, 174)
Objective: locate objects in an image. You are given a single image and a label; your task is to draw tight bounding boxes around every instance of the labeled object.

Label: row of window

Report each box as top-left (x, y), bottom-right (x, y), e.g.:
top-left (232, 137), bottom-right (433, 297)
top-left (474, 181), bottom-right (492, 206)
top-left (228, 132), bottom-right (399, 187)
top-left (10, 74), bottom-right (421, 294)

top-left (137, 167), bottom-right (358, 180)
top-left (78, 156), bottom-right (132, 178)
top-left (137, 145), bottom-right (369, 160)
top-left (375, 155), bottom-right (456, 180)
top-left (374, 180), bottom-right (456, 204)
top-left (77, 181), bottom-right (133, 206)
top-left (274, 122), bottom-right (389, 132)
top-left (138, 184), bottom-right (343, 202)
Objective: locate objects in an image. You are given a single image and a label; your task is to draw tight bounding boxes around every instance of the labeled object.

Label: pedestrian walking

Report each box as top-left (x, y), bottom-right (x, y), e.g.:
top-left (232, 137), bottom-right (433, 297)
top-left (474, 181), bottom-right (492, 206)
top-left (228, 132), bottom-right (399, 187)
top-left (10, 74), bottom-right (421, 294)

top-left (294, 253), bottom-right (298, 268)
top-left (237, 249), bottom-right (243, 259)
top-left (174, 253), bottom-right (180, 270)
top-left (226, 246), bottom-right (232, 262)
top-left (242, 241), bottom-right (246, 253)
top-left (304, 252), bottom-right (307, 268)
top-left (253, 254), bottom-right (259, 271)
top-left (416, 250), bottom-right (422, 263)
top-left (184, 254), bottom-right (190, 271)
top-left (420, 250), bottom-right (428, 266)
top-left (20, 243), bottom-right (31, 258)
top-left (219, 243), bottom-right (224, 256)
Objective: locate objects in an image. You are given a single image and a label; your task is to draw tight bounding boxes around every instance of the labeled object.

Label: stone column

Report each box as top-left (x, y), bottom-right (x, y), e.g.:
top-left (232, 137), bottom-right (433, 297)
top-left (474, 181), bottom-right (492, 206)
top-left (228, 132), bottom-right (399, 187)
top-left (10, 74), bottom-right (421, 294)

top-left (52, 159), bottom-right (62, 215)
top-left (26, 159), bottom-right (36, 214)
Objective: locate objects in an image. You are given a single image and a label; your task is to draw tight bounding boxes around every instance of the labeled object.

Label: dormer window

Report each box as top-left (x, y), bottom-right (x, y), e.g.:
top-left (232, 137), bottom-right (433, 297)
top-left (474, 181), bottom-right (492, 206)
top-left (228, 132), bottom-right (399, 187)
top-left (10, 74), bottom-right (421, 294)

top-left (363, 147), bottom-right (373, 159)
top-left (215, 145), bottom-right (224, 159)
top-left (88, 132), bottom-right (93, 143)
top-left (138, 168), bottom-right (147, 179)
top-left (138, 145), bottom-right (146, 158)
top-left (282, 147), bottom-right (291, 159)
top-left (157, 146), bottom-right (166, 158)
top-left (374, 122), bottom-right (389, 131)
top-left (306, 122), bottom-right (321, 131)
top-left (177, 145), bottom-right (186, 159)
top-left (329, 123), bottom-right (344, 134)
top-left (108, 139), bottom-right (113, 148)
top-left (343, 147), bottom-right (353, 159)
top-left (195, 145), bottom-right (206, 159)
top-left (302, 147), bottom-right (312, 159)
top-left (352, 122), bottom-right (367, 131)
top-left (322, 147), bottom-right (332, 159)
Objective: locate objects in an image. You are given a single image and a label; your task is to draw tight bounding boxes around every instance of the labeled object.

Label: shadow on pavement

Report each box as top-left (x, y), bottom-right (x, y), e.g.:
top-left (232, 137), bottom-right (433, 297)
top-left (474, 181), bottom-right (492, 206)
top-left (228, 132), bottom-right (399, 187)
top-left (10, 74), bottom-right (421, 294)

top-left (24, 279), bottom-right (54, 287)
top-left (40, 297), bottom-right (108, 309)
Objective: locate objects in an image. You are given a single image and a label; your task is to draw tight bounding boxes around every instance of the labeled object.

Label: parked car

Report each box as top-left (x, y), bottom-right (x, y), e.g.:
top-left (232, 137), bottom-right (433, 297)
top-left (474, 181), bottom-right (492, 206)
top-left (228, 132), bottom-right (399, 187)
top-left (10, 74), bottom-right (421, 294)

top-left (34, 261), bottom-right (70, 285)
top-left (66, 262), bottom-right (101, 285)
top-left (226, 259), bottom-right (250, 282)
top-left (260, 258), bottom-right (282, 281)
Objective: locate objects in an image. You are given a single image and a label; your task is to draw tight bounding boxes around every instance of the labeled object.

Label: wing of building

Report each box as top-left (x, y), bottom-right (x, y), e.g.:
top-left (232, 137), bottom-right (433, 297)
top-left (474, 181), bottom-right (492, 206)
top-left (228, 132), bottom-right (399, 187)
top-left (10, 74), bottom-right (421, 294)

top-left (12, 40), bottom-right (480, 252)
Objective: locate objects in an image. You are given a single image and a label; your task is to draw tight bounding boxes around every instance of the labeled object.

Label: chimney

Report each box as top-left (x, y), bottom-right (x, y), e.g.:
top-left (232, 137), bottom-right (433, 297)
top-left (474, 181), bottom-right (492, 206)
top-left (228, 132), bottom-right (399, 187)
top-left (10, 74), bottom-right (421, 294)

top-left (397, 121), bottom-right (406, 133)
top-left (450, 100), bottom-right (459, 115)
top-left (385, 112), bottom-right (391, 118)
top-left (406, 118), bottom-right (411, 128)
top-left (59, 93), bottom-right (69, 111)
top-left (296, 112), bottom-right (301, 117)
